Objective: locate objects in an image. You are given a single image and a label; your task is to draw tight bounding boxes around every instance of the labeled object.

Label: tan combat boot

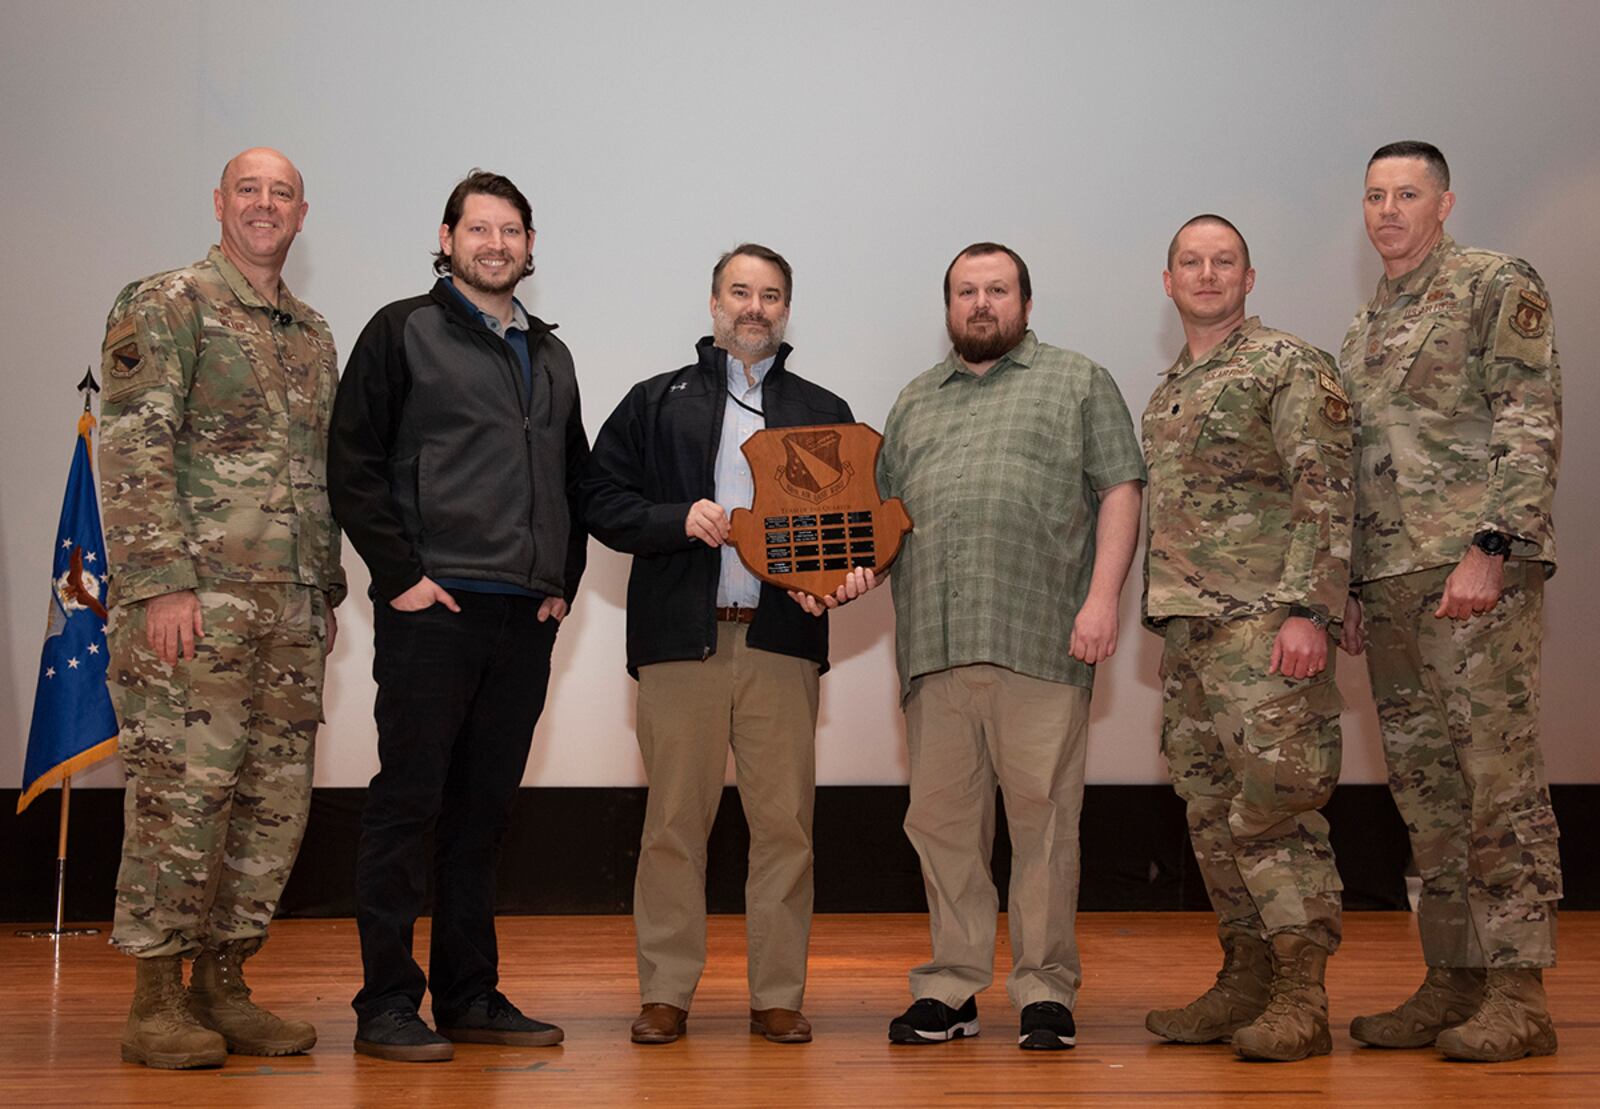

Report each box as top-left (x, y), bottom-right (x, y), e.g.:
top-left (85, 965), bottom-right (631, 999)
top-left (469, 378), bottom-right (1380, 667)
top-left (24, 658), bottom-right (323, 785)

top-left (1349, 966), bottom-right (1485, 1048)
top-left (1145, 925), bottom-right (1272, 1043)
top-left (1435, 968), bottom-right (1557, 1062)
top-left (1232, 933), bottom-right (1333, 1061)
top-left (189, 940), bottom-right (317, 1055)
top-left (121, 956), bottom-right (227, 1069)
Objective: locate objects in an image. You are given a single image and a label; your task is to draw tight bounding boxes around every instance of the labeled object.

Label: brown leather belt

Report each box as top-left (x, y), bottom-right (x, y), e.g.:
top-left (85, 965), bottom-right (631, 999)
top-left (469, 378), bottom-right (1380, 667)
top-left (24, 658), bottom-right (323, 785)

top-left (715, 606), bottom-right (757, 625)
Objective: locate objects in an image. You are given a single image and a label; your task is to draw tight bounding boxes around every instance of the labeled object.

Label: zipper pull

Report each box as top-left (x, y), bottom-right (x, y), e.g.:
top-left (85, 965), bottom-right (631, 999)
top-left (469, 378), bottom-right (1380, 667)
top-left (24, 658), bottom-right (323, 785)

top-left (523, 414), bottom-right (532, 442)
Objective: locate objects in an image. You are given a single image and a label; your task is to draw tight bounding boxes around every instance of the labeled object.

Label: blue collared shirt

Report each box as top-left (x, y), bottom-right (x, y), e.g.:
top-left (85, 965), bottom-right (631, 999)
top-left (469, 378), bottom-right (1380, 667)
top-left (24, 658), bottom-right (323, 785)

top-left (716, 352), bottom-right (774, 608)
top-left (445, 277), bottom-right (533, 406)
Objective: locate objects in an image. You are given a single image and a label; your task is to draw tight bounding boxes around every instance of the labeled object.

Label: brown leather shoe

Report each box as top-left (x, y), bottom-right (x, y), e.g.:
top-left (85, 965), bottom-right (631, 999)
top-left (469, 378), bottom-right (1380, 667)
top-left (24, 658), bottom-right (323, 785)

top-left (631, 1004), bottom-right (687, 1044)
top-left (750, 1007), bottom-right (813, 1043)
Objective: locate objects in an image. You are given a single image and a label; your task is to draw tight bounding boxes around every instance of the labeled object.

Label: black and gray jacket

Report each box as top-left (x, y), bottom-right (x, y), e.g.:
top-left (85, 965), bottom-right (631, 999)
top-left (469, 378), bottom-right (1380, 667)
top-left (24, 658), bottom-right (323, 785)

top-left (582, 337), bottom-right (853, 676)
top-left (329, 279), bottom-right (588, 602)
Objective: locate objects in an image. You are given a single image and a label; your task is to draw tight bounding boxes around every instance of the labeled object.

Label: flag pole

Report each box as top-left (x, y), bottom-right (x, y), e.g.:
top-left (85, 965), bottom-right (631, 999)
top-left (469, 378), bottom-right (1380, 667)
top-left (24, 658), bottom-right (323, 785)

top-left (16, 779), bottom-right (101, 939)
top-left (16, 369), bottom-right (105, 940)
top-left (15, 775), bottom-right (100, 938)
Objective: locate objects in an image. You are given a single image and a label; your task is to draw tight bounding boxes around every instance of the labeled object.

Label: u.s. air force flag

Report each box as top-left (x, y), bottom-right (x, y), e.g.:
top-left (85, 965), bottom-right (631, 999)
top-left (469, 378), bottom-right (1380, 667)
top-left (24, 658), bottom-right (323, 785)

top-left (18, 413), bottom-right (119, 813)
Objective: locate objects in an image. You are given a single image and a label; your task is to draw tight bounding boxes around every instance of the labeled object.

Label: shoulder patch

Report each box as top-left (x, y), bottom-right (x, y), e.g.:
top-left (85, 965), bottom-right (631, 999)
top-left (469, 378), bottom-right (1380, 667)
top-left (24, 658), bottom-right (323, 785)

top-left (104, 317), bottom-right (142, 378)
top-left (1492, 280), bottom-right (1555, 368)
top-left (1320, 394), bottom-right (1351, 426)
top-left (1317, 369), bottom-right (1349, 404)
top-left (1509, 289), bottom-right (1548, 339)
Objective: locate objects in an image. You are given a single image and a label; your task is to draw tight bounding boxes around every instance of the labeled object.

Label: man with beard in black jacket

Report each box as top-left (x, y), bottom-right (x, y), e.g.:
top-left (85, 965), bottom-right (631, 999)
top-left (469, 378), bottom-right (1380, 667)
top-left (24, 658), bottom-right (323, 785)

top-left (583, 243), bottom-right (873, 1046)
top-left (329, 170), bottom-right (587, 1062)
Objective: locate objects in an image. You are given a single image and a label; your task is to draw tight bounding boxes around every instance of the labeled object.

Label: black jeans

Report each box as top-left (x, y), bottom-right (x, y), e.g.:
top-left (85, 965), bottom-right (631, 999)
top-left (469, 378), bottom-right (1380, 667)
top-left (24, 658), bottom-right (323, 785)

top-left (353, 592), bottom-right (558, 1022)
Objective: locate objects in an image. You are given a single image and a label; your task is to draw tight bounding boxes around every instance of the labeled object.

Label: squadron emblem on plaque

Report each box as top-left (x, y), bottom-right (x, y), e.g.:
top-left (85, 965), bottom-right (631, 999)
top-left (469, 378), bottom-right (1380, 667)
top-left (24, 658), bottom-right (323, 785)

top-left (728, 423), bottom-right (913, 600)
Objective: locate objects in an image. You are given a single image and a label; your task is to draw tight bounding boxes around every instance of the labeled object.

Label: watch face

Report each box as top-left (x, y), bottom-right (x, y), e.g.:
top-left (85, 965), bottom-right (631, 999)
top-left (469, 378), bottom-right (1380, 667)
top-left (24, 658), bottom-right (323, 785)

top-left (1476, 532), bottom-right (1510, 556)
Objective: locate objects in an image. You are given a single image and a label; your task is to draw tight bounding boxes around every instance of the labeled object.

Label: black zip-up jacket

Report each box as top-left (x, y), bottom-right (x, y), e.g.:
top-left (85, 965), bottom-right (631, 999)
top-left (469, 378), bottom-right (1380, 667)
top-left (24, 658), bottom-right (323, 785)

top-left (582, 337), bottom-right (853, 676)
top-left (328, 279), bottom-right (588, 602)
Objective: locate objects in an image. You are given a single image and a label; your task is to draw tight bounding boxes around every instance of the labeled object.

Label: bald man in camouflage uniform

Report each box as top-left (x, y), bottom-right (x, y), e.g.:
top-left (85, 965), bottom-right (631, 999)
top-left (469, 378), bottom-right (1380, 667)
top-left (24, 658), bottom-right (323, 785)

top-left (1141, 215), bottom-right (1353, 1062)
top-left (1340, 141), bottom-right (1562, 1063)
top-left (100, 147), bottom-right (344, 1069)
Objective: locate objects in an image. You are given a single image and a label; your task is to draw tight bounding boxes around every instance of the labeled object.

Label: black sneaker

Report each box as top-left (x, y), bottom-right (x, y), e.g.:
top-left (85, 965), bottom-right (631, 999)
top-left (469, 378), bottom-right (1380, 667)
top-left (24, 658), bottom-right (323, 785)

top-left (436, 990), bottom-right (564, 1046)
top-left (888, 996), bottom-right (980, 1043)
top-left (1019, 1001), bottom-right (1076, 1050)
top-left (354, 1007), bottom-right (455, 1062)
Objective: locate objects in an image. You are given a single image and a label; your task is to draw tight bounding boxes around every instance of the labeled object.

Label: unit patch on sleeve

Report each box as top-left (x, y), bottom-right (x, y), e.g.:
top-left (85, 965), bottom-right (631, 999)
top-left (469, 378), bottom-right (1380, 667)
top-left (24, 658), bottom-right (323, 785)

top-left (105, 317), bottom-right (142, 378)
top-left (1492, 283), bottom-right (1555, 368)
top-left (1509, 289), bottom-right (1548, 339)
top-left (1317, 369), bottom-right (1349, 404)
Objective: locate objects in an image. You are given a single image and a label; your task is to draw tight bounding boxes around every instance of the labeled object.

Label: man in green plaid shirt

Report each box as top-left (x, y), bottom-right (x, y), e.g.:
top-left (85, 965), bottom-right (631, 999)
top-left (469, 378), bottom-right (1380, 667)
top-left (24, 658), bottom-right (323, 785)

top-left (878, 242), bottom-right (1146, 1050)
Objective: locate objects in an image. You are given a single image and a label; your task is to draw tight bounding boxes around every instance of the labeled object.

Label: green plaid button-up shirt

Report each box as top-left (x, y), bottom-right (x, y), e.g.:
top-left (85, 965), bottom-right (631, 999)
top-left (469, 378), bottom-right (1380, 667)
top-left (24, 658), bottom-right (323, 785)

top-left (878, 331), bottom-right (1146, 700)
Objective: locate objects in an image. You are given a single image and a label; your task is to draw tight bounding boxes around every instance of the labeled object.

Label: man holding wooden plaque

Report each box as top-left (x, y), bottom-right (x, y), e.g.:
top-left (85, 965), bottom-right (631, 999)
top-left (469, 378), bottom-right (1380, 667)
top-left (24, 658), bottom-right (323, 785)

top-left (878, 242), bottom-right (1145, 1051)
top-left (583, 244), bottom-right (873, 1046)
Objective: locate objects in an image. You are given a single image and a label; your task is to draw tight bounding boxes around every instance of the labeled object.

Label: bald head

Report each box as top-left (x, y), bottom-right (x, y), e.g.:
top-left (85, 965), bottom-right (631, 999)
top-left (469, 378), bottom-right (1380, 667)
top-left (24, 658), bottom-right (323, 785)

top-left (220, 147), bottom-right (304, 199)
top-left (213, 147), bottom-right (309, 291)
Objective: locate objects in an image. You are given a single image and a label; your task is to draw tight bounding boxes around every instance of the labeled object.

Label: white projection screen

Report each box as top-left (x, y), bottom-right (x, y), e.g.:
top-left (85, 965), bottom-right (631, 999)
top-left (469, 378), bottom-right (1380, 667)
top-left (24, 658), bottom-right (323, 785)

top-left (2, 1), bottom-right (1596, 793)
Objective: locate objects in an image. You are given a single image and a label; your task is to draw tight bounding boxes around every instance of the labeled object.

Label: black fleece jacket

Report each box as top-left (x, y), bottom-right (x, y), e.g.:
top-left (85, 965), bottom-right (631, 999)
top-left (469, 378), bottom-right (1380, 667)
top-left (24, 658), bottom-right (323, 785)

top-left (328, 279), bottom-right (588, 602)
top-left (582, 338), bottom-right (853, 676)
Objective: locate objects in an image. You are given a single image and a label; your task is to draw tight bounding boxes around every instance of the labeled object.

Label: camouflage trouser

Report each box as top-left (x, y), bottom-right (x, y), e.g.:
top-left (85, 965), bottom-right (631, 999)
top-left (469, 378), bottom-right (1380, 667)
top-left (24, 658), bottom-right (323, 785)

top-left (1360, 561), bottom-right (1560, 968)
top-left (1160, 611), bottom-right (1343, 953)
top-left (109, 581), bottom-right (327, 958)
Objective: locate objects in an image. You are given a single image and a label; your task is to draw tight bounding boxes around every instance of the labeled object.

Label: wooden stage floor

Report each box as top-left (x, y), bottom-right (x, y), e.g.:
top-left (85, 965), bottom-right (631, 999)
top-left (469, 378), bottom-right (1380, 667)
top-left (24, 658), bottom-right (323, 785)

top-left (3, 912), bottom-right (1594, 1107)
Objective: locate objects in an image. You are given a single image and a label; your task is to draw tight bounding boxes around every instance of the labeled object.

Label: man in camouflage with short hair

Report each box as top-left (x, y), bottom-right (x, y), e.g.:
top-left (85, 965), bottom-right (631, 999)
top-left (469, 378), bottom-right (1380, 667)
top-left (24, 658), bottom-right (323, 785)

top-left (99, 147), bottom-right (343, 1069)
top-left (1140, 215), bottom-right (1354, 1062)
top-left (1339, 141), bottom-right (1563, 1063)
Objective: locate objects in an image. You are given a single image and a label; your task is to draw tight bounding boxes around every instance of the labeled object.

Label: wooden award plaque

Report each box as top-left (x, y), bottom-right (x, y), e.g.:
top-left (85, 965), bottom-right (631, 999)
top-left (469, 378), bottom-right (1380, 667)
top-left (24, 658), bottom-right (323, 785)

top-left (727, 423), bottom-right (912, 600)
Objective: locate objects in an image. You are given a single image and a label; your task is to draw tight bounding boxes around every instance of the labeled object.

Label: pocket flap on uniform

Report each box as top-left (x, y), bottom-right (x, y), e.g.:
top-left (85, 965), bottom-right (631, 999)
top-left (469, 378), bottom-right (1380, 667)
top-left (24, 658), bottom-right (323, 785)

top-left (1244, 679), bottom-right (1343, 749)
top-left (1510, 803), bottom-right (1560, 846)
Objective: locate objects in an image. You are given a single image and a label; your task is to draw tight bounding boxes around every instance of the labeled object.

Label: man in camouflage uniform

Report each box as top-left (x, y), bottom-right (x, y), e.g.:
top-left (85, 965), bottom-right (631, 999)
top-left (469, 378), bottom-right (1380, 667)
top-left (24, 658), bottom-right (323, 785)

top-left (1140, 215), bottom-right (1353, 1062)
top-left (1339, 141), bottom-right (1562, 1063)
top-left (99, 147), bottom-right (343, 1069)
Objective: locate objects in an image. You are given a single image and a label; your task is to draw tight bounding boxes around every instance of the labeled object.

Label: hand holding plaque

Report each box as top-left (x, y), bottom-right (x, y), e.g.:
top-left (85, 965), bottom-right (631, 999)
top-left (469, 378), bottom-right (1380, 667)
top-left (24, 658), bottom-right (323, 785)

top-left (727, 423), bottom-right (913, 601)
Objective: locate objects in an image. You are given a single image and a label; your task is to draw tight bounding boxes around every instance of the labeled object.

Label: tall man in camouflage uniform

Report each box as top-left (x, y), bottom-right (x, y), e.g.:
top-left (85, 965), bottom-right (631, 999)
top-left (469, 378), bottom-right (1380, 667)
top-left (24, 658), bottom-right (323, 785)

top-left (1340, 141), bottom-right (1563, 1063)
top-left (100, 147), bottom-right (343, 1069)
top-left (1140, 215), bottom-right (1353, 1061)
top-left (878, 243), bottom-right (1146, 1051)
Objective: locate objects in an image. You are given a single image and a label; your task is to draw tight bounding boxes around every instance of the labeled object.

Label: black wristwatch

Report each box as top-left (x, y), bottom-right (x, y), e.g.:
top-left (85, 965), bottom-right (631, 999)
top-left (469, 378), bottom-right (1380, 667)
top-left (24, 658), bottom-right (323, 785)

top-left (1288, 605), bottom-right (1330, 630)
top-left (1473, 530), bottom-right (1512, 559)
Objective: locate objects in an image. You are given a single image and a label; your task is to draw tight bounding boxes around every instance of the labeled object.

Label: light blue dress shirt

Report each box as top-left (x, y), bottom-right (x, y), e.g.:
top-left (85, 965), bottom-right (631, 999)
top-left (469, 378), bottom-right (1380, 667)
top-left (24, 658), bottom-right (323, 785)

top-left (715, 353), bottom-right (774, 608)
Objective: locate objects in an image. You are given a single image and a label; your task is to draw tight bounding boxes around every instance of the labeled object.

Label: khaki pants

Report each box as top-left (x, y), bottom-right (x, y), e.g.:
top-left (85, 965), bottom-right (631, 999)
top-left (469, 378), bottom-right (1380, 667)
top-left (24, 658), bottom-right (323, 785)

top-left (633, 622), bottom-right (820, 1011)
top-left (1361, 562), bottom-right (1560, 968)
top-left (903, 664), bottom-right (1090, 1010)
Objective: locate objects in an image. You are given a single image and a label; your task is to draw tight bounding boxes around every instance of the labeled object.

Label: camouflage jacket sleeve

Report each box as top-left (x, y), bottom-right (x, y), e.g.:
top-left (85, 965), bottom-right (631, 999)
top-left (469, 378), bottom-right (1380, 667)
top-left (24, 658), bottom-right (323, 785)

top-left (1268, 348), bottom-right (1354, 621)
top-left (1474, 261), bottom-right (1561, 559)
top-left (98, 279), bottom-right (202, 605)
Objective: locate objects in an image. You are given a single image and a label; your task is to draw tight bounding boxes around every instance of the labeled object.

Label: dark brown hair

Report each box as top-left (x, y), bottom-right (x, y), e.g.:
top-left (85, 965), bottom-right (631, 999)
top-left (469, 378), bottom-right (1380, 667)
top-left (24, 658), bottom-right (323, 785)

top-left (432, 169), bottom-right (536, 277)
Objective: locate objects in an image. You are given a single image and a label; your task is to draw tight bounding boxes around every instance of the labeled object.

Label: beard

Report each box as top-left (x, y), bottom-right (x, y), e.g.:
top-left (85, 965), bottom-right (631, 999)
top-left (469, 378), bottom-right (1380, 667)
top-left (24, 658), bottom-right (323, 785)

top-left (947, 309), bottom-right (1026, 364)
top-left (713, 302), bottom-right (787, 363)
top-left (453, 252), bottom-right (525, 295)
